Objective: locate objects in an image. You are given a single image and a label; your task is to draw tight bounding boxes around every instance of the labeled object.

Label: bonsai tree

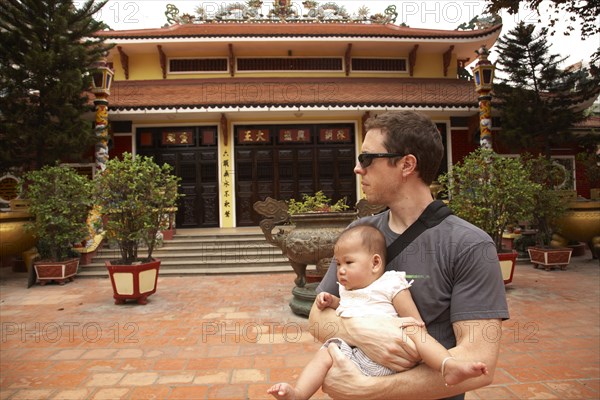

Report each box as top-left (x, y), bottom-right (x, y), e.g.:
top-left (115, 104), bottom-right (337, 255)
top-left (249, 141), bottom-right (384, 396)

top-left (522, 154), bottom-right (570, 247)
top-left (94, 153), bottom-right (180, 265)
top-left (287, 191), bottom-right (349, 215)
top-left (21, 165), bottom-right (93, 261)
top-left (438, 148), bottom-right (540, 252)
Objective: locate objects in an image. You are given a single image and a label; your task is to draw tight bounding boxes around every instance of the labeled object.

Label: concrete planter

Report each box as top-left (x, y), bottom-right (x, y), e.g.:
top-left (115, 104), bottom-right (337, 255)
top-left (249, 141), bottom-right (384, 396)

top-left (105, 258), bottom-right (160, 305)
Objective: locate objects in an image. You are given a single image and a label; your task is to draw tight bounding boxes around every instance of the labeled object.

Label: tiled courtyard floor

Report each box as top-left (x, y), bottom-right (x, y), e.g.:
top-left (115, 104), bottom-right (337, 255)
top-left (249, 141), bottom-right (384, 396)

top-left (0, 254), bottom-right (598, 400)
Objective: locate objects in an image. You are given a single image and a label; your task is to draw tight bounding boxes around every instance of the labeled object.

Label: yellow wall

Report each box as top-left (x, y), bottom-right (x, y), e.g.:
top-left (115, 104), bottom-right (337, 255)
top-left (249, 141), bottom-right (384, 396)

top-left (129, 54), bottom-right (163, 80)
top-left (110, 50), bottom-right (458, 81)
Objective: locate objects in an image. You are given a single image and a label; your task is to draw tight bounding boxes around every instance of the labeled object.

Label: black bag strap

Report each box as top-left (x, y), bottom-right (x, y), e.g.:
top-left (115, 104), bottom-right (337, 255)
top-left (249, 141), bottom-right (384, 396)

top-left (386, 200), bottom-right (452, 263)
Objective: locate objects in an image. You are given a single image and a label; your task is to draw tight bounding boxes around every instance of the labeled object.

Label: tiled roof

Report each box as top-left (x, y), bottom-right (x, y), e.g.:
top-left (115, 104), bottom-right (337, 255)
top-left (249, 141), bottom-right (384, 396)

top-left (95, 22), bottom-right (502, 40)
top-left (108, 77), bottom-right (479, 110)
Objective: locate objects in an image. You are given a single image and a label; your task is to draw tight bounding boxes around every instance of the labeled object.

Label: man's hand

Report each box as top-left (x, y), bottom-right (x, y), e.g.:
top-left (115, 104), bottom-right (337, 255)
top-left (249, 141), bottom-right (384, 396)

top-left (322, 343), bottom-right (371, 400)
top-left (342, 316), bottom-right (421, 371)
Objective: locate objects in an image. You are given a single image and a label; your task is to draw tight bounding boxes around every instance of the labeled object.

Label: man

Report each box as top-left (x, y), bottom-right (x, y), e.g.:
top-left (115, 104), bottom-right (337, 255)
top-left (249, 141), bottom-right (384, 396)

top-left (310, 110), bottom-right (509, 399)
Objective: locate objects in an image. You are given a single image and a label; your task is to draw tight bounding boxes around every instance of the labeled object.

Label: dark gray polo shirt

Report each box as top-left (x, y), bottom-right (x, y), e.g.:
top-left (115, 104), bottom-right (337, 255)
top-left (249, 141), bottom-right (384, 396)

top-left (317, 210), bottom-right (510, 400)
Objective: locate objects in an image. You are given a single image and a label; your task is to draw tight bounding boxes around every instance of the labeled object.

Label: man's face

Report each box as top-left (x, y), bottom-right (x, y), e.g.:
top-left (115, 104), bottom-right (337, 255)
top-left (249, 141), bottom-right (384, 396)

top-left (355, 128), bottom-right (401, 205)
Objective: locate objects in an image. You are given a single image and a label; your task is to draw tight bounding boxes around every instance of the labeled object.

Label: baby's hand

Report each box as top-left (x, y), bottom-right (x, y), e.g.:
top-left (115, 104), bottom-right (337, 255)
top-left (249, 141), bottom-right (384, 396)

top-left (316, 292), bottom-right (333, 310)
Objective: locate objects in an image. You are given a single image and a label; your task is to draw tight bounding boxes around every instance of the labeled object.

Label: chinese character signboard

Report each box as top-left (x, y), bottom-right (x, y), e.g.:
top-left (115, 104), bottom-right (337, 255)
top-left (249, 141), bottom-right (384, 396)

top-left (279, 128), bottom-right (311, 143)
top-left (238, 129), bottom-right (271, 143)
top-left (162, 129), bottom-right (193, 145)
top-left (319, 128), bottom-right (351, 143)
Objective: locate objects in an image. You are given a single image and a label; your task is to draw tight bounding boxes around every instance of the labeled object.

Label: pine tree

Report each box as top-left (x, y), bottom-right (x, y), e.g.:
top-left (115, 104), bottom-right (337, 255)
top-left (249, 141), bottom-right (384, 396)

top-left (493, 22), bottom-right (597, 157)
top-left (0, 0), bottom-right (112, 171)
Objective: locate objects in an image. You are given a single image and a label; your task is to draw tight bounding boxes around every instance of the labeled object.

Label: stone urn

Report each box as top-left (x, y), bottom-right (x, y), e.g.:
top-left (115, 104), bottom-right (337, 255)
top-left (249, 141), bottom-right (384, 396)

top-left (253, 197), bottom-right (358, 316)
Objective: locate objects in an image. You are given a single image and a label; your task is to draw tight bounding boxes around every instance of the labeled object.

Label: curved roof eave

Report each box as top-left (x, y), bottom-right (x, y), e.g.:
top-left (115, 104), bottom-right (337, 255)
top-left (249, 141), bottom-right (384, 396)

top-left (109, 103), bottom-right (478, 113)
top-left (94, 23), bottom-right (502, 42)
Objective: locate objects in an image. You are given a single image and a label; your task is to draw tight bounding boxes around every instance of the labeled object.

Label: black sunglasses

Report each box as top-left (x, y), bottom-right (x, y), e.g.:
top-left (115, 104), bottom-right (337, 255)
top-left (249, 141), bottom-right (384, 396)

top-left (357, 153), bottom-right (405, 168)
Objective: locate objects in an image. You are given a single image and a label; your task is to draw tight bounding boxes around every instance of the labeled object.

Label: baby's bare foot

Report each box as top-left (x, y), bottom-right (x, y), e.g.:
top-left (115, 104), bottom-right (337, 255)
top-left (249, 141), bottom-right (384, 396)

top-left (267, 382), bottom-right (297, 400)
top-left (443, 359), bottom-right (488, 386)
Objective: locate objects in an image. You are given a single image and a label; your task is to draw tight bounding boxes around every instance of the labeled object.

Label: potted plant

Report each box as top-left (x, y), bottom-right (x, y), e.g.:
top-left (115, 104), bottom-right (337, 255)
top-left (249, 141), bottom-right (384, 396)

top-left (21, 165), bottom-right (93, 286)
top-left (522, 154), bottom-right (573, 270)
top-left (94, 153), bottom-right (180, 304)
top-left (438, 148), bottom-right (540, 284)
top-left (287, 190), bottom-right (350, 214)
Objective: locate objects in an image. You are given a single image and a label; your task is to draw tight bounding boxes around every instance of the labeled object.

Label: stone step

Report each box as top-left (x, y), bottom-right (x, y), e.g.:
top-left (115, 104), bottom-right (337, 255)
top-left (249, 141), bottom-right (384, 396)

top-left (78, 264), bottom-right (293, 277)
top-left (79, 228), bottom-right (294, 277)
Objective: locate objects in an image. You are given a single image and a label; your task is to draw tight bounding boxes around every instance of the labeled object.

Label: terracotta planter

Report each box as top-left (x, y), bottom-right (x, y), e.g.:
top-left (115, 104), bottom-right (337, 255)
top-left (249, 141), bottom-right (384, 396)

top-left (105, 258), bottom-right (160, 305)
top-left (498, 251), bottom-right (517, 285)
top-left (33, 258), bottom-right (79, 286)
top-left (528, 247), bottom-right (573, 271)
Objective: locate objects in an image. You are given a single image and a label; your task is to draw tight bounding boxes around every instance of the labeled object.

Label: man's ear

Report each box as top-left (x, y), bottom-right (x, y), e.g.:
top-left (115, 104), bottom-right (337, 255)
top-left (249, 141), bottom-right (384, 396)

top-left (372, 254), bottom-right (384, 273)
top-left (400, 154), bottom-right (418, 177)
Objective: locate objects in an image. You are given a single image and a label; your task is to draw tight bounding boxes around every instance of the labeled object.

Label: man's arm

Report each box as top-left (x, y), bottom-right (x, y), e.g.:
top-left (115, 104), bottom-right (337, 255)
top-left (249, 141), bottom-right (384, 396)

top-left (308, 301), bottom-right (420, 371)
top-left (320, 318), bottom-right (501, 400)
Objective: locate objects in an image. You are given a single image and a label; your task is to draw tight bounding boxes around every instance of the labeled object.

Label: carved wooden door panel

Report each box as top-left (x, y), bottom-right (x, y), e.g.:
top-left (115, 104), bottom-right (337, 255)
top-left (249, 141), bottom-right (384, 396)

top-left (136, 126), bottom-right (218, 228)
top-left (234, 124), bottom-right (356, 227)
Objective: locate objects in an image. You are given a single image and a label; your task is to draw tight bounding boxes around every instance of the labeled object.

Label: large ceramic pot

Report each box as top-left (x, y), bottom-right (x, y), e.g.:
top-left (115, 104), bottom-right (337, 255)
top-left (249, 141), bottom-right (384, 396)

top-left (105, 259), bottom-right (160, 305)
top-left (0, 204), bottom-right (35, 262)
top-left (254, 197), bottom-right (358, 316)
top-left (555, 200), bottom-right (600, 243)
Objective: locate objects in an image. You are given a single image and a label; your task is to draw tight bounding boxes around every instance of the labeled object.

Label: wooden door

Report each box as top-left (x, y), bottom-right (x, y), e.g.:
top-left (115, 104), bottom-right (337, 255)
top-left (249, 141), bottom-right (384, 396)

top-left (136, 126), bottom-right (219, 228)
top-left (235, 124), bottom-right (356, 226)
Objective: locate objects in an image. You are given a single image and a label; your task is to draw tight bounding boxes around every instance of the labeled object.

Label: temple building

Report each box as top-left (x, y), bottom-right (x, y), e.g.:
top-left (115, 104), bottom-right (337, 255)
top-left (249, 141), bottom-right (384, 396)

top-left (92, 2), bottom-right (593, 229)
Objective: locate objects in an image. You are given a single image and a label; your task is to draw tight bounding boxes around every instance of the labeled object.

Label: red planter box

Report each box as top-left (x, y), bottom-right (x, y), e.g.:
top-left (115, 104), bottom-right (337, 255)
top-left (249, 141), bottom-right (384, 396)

top-left (33, 258), bottom-right (79, 285)
top-left (498, 251), bottom-right (517, 284)
top-left (528, 247), bottom-right (573, 271)
top-left (105, 259), bottom-right (160, 305)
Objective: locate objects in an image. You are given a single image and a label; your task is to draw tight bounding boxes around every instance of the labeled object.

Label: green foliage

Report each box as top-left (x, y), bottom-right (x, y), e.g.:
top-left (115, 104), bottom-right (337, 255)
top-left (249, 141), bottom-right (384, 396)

top-left (287, 191), bottom-right (349, 215)
top-left (493, 22), bottom-right (595, 156)
top-left (438, 148), bottom-right (540, 252)
top-left (94, 153), bottom-right (181, 265)
top-left (576, 150), bottom-right (600, 188)
top-left (522, 154), bottom-right (570, 246)
top-left (0, 0), bottom-right (113, 170)
top-left (21, 165), bottom-right (93, 261)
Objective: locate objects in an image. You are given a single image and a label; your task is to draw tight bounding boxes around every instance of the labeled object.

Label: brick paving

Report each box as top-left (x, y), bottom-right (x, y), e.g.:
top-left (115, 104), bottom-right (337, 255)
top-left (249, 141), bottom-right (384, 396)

top-left (1, 253), bottom-right (598, 399)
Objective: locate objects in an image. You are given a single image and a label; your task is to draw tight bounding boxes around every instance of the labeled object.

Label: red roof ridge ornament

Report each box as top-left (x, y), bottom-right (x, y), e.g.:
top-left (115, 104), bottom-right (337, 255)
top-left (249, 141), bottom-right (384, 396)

top-left (163, 1), bottom-right (401, 25)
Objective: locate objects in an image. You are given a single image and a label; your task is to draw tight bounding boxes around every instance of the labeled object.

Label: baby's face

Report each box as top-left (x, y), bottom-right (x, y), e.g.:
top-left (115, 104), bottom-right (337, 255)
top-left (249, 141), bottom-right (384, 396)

top-left (334, 238), bottom-right (375, 290)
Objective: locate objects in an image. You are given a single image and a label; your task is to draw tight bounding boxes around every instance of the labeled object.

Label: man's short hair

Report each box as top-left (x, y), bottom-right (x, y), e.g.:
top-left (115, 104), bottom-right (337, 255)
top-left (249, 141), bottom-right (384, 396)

top-left (364, 111), bottom-right (444, 185)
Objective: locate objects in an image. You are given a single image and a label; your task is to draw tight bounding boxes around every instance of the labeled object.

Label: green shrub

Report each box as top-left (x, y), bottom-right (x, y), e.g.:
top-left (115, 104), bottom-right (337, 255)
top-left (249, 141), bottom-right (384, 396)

top-left (22, 165), bottom-right (93, 261)
top-left (439, 148), bottom-right (540, 252)
top-left (287, 191), bottom-right (349, 215)
top-left (94, 153), bottom-right (180, 264)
